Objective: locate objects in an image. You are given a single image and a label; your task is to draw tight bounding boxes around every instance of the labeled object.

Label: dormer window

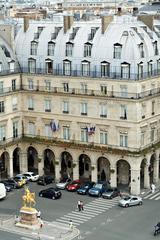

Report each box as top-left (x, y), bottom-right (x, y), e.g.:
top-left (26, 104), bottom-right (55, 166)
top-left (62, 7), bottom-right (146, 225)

top-left (9, 60), bottom-right (15, 73)
top-left (121, 62), bottom-right (130, 79)
top-left (139, 43), bottom-right (144, 58)
top-left (48, 41), bottom-right (55, 56)
top-left (84, 43), bottom-right (92, 57)
top-left (153, 41), bottom-right (158, 55)
top-left (63, 60), bottom-right (71, 76)
top-left (65, 42), bottom-right (73, 57)
top-left (30, 41), bottom-right (38, 55)
top-left (101, 61), bottom-right (110, 77)
top-left (82, 60), bottom-right (90, 76)
top-left (0, 62), bottom-right (2, 73)
top-left (28, 58), bottom-right (36, 73)
top-left (157, 59), bottom-right (160, 74)
top-left (138, 62), bottom-right (143, 79)
top-left (148, 60), bottom-right (153, 76)
top-left (113, 43), bottom-right (122, 59)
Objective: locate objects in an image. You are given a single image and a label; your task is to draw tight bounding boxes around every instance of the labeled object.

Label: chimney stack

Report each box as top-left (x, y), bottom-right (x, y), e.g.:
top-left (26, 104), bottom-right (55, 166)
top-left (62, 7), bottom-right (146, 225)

top-left (138, 14), bottom-right (154, 30)
top-left (101, 15), bottom-right (113, 34)
top-left (117, 7), bottom-right (122, 16)
top-left (24, 16), bottom-right (29, 33)
top-left (63, 15), bottom-right (73, 34)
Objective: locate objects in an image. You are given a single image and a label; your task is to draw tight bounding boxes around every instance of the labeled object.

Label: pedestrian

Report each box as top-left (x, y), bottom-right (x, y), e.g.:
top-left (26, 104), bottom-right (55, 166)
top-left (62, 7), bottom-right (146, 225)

top-left (80, 201), bottom-right (84, 211)
top-left (39, 218), bottom-right (44, 229)
top-left (69, 219), bottom-right (73, 231)
top-left (15, 215), bottom-right (20, 224)
top-left (37, 210), bottom-right (41, 219)
top-left (128, 182), bottom-right (131, 193)
top-left (151, 183), bottom-right (156, 193)
top-left (77, 200), bottom-right (81, 211)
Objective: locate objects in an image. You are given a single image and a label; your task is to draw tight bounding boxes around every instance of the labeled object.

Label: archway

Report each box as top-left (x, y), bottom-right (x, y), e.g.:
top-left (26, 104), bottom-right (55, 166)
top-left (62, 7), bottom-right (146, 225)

top-left (13, 148), bottom-right (21, 175)
top-left (27, 146), bottom-right (38, 173)
top-left (43, 149), bottom-right (55, 176)
top-left (117, 159), bottom-right (130, 188)
top-left (140, 158), bottom-right (146, 189)
top-left (0, 151), bottom-right (9, 179)
top-left (149, 153), bottom-right (156, 184)
top-left (79, 154), bottom-right (91, 181)
top-left (61, 151), bottom-right (73, 179)
top-left (97, 157), bottom-right (110, 182)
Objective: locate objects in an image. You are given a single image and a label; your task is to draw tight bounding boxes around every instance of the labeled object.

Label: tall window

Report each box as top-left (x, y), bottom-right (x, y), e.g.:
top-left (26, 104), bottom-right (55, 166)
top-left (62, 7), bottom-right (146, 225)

top-left (139, 43), bottom-right (144, 58)
top-left (13, 121), bottom-right (18, 138)
top-left (0, 101), bottom-right (4, 113)
top-left (9, 60), bottom-right (15, 72)
top-left (81, 102), bottom-right (87, 115)
top-left (100, 85), bottom-right (107, 95)
top-left (12, 96), bottom-right (18, 111)
top-left (101, 62), bottom-right (110, 77)
top-left (121, 63), bottom-right (130, 79)
top-left (63, 126), bottom-right (70, 140)
top-left (80, 83), bottom-right (87, 94)
top-left (82, 61), bottom-right (90, 76)
top-left (45, 124), bottom-right (52, 138)
top-left (148, 61), bottom-right (153, 76)
top-left (63, 83), bottom-right (69, 92)
top-left (30, 41), bottom-right (38, 55)
top-left (151, 128), bottom-right (155, 142)
top-left (0, 81), bottom-right (3, 93)
top-left (113, 43), bottom-right (122, 59)
top-left (157, 59), bottom-right (160, 74)
top-left (141, 103), bottom-right (146, 118)
top-left (153, 41), bottom-right (158, 55)
top-left (28, 97), bottom-right (34, 110)
top-left (0, 62), bottom-right (2, 73)
top-left (45, 80), bottom-right (51, 91)
top-left (138, 62), bottom-right (143, 79)
top-left (81, 128), bottom-right (88, 142)
top-left (44, 99), bottom-right (51, 112)
top-left (48, 42), bottom-right (55, 56)
top-left (28, 122), bottom-right (35, 136)
top-left (100, 103), bottom-right (107, 117)
top-left (141, 132), bottom-right (145, 146)
top-left (28, 79), bottom-right (34, 90)
top-left (152, 101), bottom-right (155, 115)
top-left (63, 61), bottom-right (71, 76)
top-left (66, 43), bottom-right (73, 57)
top-left (28, 59), bottom-right (36, 73)
top-left (84, 43), bottom-right (92, 57)
top-left (100, 132), bottom-right (108, 145)
top-left (12, 79), bottom-right (16, 90)
top-left (120, 134), bottom-right (128, 147)
top-left (63, 101), bottom-right (69, 113)
top-left (0, 125), bottom-right (5, 141)
top-left (120, 105), bottom-right (127, 119)
top-left (120, 85), bottom-right (128, 97)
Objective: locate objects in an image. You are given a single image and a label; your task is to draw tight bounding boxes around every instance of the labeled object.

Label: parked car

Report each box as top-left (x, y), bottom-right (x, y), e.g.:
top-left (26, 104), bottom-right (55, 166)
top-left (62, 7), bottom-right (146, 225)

top-left (77, 181), bottom-right (95, 195)
top-left (0, 183), bottom-right (6, 199)
top-left (118, 195), bottom-right (143, 208)
top-left (66, 180), bottom-right (82, 191)
top-left (0, 181), bottom-right (13, 192)
top-left (14, 174), bottom-right (27, 187)
top-left (23, 172), bottom-right (39, 182)
top-left (88, 181), bottom-right (109, 197)
top-left (56, 177), bottom-right (72, 189)
top-left (39, 187), bottom-right (61, 200)
top-left (37, 175), bottom-right (54, 185)
top-left (102, 188), bottom-right (120, 199)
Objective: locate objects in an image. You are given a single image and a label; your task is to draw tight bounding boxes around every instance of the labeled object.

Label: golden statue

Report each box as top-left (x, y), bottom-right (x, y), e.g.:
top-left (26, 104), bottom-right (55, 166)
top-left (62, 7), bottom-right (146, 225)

top-left (22, 187), bottom-right (36, 209)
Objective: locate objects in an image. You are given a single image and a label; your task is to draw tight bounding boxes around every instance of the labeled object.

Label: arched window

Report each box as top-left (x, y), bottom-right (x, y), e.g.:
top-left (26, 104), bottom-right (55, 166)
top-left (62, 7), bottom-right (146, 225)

top-left (138, 61), bottom-right (143, 79)
top-left (148, 60), bottom-right (153, 76)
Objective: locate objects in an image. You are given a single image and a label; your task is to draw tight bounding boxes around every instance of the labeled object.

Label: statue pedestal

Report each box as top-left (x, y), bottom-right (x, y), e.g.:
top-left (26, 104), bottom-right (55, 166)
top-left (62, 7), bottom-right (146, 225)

top-left (16, 207), bottom-right (40, 230)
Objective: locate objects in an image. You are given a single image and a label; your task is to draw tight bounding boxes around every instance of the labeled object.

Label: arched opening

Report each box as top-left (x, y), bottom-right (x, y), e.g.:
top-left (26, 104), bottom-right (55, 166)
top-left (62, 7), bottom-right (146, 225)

top-left (43, 149), bottom-right (55, 176)
top-left (79, 154), bottom-right (91, 181)
top-left (97, 157), bottom-right (110, 182)
top-left (140, 158), bottom-right (146, 189)
top-left (117, 159), bottom-right (130, 189)
top-left (0, 151), bottom-right (9, 178)
top-left (13, 148), bottom-right (21, 175)
top-left (27, 146), bottom-right (38, 173)
top-left (149, 153), bottom-right (156, 184)
top-left (61, 151), bottom-right (73, 179)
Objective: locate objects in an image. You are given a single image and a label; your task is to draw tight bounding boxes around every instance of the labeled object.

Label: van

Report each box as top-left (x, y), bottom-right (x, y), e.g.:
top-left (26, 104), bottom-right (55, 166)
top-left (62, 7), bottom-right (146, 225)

top-left (0, 183), bottom-right (6, 199)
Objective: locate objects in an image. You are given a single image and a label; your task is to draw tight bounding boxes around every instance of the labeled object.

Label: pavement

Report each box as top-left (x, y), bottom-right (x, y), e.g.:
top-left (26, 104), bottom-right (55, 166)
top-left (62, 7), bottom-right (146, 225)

top-left (0, 215), bottom-right (80, 240)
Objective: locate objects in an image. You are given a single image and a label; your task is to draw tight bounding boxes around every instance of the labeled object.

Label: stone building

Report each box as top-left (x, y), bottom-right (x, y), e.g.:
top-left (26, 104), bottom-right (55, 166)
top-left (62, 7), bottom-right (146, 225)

top-left (0, 14), bottom-right (160, 195)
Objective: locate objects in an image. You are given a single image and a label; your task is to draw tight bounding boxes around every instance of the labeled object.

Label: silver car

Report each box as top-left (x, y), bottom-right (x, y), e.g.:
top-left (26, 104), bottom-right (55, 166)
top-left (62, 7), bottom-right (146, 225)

top-left (118, 195), bottom-right (143, 208)
top-left (56, 178), bottom-right (72, 189)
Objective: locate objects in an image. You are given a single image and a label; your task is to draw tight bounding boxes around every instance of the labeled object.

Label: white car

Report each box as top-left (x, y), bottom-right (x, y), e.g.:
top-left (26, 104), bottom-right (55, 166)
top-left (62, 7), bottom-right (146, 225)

top-left (23, 172), bottom-right (39, 182)
top-left (118, 195), bottom-right (143, 208)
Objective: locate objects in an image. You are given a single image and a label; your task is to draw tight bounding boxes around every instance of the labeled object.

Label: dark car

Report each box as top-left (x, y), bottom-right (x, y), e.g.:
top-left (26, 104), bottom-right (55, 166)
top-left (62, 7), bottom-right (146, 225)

top-left (66, 180), bottom-right (82, 191)
top-left (39, 187), bottom-right (61, 200)
top-left (88, 181), bottom-right (109, 197)
top-left (37, 175), bottom-right (54, 185)
top-left (4, 179), bottom-right (20, 189)
top-left (102, 188), bottom-right (120, 199)
top-left (0, 181), bottom-right (13, 192)
top-left (77, 182), bottom-right (95, 195)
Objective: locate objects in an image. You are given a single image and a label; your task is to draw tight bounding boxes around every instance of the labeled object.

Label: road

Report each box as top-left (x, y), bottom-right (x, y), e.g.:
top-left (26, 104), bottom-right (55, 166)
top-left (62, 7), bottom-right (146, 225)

top-left (0, 182), bottom-right (159, 240)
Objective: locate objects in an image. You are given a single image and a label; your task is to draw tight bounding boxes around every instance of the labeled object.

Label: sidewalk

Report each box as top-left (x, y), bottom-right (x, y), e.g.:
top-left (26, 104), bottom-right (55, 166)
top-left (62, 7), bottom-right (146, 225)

top-left (0, 215), bottom-right (80, 240)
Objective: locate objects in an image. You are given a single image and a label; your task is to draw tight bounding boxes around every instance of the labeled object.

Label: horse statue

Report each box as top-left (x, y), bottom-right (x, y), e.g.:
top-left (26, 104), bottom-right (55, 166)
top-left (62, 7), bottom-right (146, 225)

top-left (22, 187), bottom-right (36, 208)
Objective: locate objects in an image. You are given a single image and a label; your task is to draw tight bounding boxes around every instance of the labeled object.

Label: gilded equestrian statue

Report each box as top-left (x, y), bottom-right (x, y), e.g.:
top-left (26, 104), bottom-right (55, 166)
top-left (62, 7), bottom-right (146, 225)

top-left (22, 187), bottom-right (36, 208)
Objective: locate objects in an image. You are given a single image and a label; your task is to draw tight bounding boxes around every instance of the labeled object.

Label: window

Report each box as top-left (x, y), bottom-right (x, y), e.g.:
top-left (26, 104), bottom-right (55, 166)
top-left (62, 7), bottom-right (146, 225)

top-left (113, 43), bottom-right (122, 59)
top-left (12, 96), bottom-right (18, 111)
top-left (152, 101), bottom-right (155, 115)
top-left (100, 132), bottom-right (107, 145)
top-left (157, 59), bottom-right (160, 74)
top-left (139, 43), bottom-right (144, 58)
top-left (9, 61), bottom-right (15, 72)
top-left (100, 85), bottom-right (107, 95)
top-left (63, 101), bottom-right (69, 113)
top-left (121, 63), bottom-right (130, 79)
top-left (101, 62), bottom-right (110, 77)
top-left (45, 80), bottom-right (51, 91)
top-left (153, 41), bottom-right (158, 55)
top-left (141, 132), bottom-right (145, 146)
top-left (48, 42), bottom-right (55, 56)
top-left (151, 128), bottom-right (155, 142)
top-left (63, 83), bottom-right (69, 92)
top-left (28, 79), bottom-right (34, 90)
top-left (81, 128), bottom-right (88, 142)
top-left (28, 122), bottom-right (35, 136)
top-left (141, 103), bottom-right (146, 118)
top-left (45, 124), bottom-right (52, 138)
top-left (148, 61), bottom-right (153, 76)
top-left (0, 101), bottom-right (4, 113)
top-left (120, 85), bottom-right (128, 97)
top-left (80, 83), bottom-right (87, 94)
top-left (30, 41), bottom-right (38, 55)
top-left (63, 126), bottom-right (70, 140)
top-left (120, 105), bottom-right (127, 119)
top-left (11, 79), bottom-right (16, 90)
top-left (0, 62), bottom-right (2, 73)
top-left (100, 103), bottom-right (107, 117)
top-left (66, 43), bottom-right (73, 57)
top-left (0, 81), bottom-right (3, 93)
top-left (84, 43), bottom-right (92, 57)
top-left (28, 59), bottom-right (36, 73)
top-left (63, 60), bottom-right (71, 76)
top-left (44, 99), bottom-right (51, 112)
top-left (28, 97), bottom-right (34, 110)
top-left (0, 125), bottom-right (5, 141)
top-left (81, 102), bottom-right (87, 115)
top-left (138, 62), bottom-right (143, 79)
top-left (82, 61), bottom-right (90, 76)
top-left (13, 121), bottom-right (18, 138)
top-left (120, 134), bottom-right (128, 147)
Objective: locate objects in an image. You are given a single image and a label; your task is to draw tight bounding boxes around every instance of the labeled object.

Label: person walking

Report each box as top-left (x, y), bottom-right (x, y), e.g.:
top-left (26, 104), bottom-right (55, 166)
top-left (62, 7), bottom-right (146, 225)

top-left (80, 201), bottom-right (84, 211)
top-left (77, 200), bottom-right (81, 211)
top-left (151, 183), bottom-right (156, 193)
top-left (69, 219), bottom-right (73, 231)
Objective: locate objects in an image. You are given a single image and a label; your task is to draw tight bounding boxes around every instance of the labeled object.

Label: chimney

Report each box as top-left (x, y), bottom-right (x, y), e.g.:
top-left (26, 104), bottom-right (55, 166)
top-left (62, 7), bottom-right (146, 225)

top-left (24, 16), bottom-right (29, 33)
top-left (133, 7), bottom-right (138, 16)
top-left (117, 7), bottom-right (122, 16)
top-left (138, 15), bottom-right (154, 30)
top-left (101, 15), bottom-right (113, 34)
top-left (63, 15), bottom-right (73, 34)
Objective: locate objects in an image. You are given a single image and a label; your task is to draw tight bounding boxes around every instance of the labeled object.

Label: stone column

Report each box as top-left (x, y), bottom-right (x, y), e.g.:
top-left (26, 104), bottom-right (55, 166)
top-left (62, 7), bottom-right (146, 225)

top-left (55, 161), bottom-right (60, 182)
top-left (144, 162), bottom-right (150, 189)
top-left (38, 159), bottom-right (44, 176)
top-left (73, 161), bottom-right (79, 180)
top-left (153, 157), bottom-right (159, 184)
top-left (130, 168), bottom-right (140, 195)
top-left (91, 164), bottom-right (97, 182)
top-left (20, 151), bottom-right (28, 173)
top-left (8, 156), bottom-right (13, 178)
top-left (110, 165), bottom-right (117, 188)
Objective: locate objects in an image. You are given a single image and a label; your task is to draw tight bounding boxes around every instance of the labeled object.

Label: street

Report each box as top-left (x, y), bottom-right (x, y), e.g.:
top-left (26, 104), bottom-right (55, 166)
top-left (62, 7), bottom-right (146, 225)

top-left (0, 182), bottom-right (159, 240)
